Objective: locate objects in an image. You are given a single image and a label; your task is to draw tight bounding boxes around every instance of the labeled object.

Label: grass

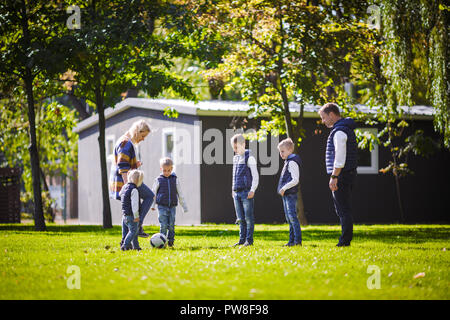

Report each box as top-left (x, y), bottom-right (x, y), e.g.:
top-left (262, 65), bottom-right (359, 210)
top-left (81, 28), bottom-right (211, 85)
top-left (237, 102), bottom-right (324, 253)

top-left (0, 223), bottom-right (449, 300)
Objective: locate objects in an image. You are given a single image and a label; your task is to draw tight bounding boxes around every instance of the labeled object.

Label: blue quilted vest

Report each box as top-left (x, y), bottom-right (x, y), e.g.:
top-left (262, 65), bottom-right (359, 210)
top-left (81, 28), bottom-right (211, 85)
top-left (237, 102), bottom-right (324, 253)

top-left (278, 153), bottom-right (302, 195)
top-left (325, 117), bottom-right (358, 174)
top-left (156, 174), bottom-right (178, 207)
top-left (121, 183), bottom-right (137, 216)
top-left (233, 150), bottom-right (253, 191)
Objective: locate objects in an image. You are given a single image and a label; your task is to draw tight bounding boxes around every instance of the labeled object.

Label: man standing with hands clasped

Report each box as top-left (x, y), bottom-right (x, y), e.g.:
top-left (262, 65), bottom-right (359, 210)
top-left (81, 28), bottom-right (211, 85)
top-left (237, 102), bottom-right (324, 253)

top-left (318, 103), bottom-right (358, 247)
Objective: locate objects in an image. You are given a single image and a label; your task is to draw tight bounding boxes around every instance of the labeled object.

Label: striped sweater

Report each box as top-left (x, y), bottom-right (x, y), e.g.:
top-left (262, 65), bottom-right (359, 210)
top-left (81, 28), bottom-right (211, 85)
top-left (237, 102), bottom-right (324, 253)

top-left (109, 138), bottom-right (138, 200)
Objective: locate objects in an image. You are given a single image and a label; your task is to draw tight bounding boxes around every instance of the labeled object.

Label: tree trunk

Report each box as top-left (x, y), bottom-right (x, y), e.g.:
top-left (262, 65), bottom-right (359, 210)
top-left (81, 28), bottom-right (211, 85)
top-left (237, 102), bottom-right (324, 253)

top-left (20, 0), bottom-right (46, 231)
top-left (24, 70), bottom-right (46, 231)
top-left (392, 154), bottom-right (405, 223)
top-left (95, 86), bottom-right (113, 228)
top-left (295, 102), bottom-right (308, 226)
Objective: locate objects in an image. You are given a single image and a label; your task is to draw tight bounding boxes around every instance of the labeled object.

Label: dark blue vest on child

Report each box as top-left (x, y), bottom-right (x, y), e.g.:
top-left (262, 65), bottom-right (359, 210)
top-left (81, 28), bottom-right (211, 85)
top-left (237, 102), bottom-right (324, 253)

top-left (156, 173), bottom-right (178, 207)
top-left (121, 182), bottom-right (137, 216)
top-left (277, 153), bottom-right (302, 195)
top-left (325, 117), bottom-right (358, 174)
top-left (233, 150), bottom-right (253, 191)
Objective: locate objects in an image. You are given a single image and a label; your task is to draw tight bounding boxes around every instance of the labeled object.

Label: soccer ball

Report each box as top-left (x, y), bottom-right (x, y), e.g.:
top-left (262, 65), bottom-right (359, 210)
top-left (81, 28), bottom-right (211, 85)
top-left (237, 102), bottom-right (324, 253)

top-left (150, 233), bottom-right (167, 248)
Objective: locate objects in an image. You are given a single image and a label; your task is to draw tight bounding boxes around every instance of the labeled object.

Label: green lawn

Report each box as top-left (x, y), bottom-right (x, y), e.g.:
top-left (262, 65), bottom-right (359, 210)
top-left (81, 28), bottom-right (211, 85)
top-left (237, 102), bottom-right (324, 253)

top-left (0, 223), bottom-right (448, 300)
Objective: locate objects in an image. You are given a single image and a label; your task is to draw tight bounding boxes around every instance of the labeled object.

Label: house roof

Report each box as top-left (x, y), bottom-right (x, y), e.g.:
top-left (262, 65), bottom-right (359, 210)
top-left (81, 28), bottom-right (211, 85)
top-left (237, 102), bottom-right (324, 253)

top-left (74, 98), bottom-right (435, 133)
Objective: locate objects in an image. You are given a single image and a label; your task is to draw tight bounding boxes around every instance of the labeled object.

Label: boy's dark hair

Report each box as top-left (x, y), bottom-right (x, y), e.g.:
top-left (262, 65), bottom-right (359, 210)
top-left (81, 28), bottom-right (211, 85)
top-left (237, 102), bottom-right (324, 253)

top-left (319, 103), bottom-right (340, 116)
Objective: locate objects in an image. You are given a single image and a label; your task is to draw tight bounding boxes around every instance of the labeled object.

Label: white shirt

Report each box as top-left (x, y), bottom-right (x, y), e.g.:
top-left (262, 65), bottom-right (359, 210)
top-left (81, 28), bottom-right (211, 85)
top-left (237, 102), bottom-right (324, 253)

top-left (279, 160), bottom-right (300, 193)
top-left (150, 175), bottom-right (188, 212)
top-left (333, 131), bottom-right (347, 169)
top-left (232, 153), bottom-right (259, 193)
top-left (119, 186), bottom-right (140, 219)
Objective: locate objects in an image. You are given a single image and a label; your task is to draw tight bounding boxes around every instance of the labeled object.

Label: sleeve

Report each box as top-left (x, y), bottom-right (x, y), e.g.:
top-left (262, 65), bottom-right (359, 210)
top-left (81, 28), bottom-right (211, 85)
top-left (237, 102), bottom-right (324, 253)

top-left (247, 156), bottom-right (259, 193)
top-left (150, 178), bottom-right (159, 210)
top-left (176, 179), bottom-right (188, 213)
top-left (333, 131), bottom-right (347, 169)
top-left (116, 141), bottom-right (135, 175)
top-left (131, 189), bottom-right (140, 219)
top-left (280, 161), bottom-right (300, 192)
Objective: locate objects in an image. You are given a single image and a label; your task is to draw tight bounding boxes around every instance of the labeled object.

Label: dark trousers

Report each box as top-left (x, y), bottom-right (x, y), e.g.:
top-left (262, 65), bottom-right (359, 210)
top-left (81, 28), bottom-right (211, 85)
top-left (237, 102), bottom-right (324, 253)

top-left (332, 169), bottom-right (356, 245)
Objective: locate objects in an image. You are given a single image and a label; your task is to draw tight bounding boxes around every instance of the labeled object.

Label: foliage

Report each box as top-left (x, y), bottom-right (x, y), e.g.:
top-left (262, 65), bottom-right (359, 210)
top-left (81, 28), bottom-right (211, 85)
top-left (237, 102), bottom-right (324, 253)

top-left (0, 88), bottom-right (78, 220)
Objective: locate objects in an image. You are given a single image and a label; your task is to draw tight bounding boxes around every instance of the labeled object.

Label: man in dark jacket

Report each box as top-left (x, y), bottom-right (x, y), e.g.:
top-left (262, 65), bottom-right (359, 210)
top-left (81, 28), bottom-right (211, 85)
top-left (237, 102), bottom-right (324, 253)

top-left (319, 103), bottom-right (358, 247)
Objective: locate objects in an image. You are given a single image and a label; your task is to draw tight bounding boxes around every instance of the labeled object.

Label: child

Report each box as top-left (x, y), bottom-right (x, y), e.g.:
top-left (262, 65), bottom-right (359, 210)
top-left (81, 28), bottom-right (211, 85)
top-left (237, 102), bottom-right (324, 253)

top-left (120, 169), bottom-right (144, 251)
top-left (230, 133), bottom-right (259, 247)
top-left (277, 138), bottom-right (302, 246)
top-left (151, 157), bottom-right (188, 247)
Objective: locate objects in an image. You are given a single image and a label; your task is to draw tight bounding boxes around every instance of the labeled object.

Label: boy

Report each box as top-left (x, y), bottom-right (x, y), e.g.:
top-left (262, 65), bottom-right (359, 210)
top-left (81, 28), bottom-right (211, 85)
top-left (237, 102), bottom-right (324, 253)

top-left (277, 138), bottom-right (302, 246)
top-left (120, 169), bottom-right (144, 251)
top-left (151, 157), bottom-right (188, 247)
top-left (230, 133), bottom-right (259, 247)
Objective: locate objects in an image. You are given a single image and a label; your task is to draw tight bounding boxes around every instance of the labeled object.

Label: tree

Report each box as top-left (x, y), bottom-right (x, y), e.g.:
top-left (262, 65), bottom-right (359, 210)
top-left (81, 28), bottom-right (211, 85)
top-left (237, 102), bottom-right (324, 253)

top-left (0, 0), bottom-right (72, 231)
top-left (339, 0), bottom-right (445, 222)
top-left (194, 0), bottom-right (373, 225)
top-left (64, 0), bottom-right (197, 228)
top-left (0, 92), bottom-right (79, 222)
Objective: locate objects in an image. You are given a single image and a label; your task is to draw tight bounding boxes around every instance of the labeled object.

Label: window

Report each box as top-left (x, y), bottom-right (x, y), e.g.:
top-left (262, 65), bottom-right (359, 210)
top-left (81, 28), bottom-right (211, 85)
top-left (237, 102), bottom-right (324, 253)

top-left (106, 135), bottom-right (115, 163)
top-left (357, 128), bottom-right (379, 174)
top-left (162, 127), bottom-right (176, 170)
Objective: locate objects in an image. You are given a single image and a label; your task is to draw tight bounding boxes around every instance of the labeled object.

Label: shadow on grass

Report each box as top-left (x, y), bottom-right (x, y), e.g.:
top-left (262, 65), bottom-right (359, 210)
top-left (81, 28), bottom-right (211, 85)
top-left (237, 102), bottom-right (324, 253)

top-left (0, 224), bottom-right (448, 244)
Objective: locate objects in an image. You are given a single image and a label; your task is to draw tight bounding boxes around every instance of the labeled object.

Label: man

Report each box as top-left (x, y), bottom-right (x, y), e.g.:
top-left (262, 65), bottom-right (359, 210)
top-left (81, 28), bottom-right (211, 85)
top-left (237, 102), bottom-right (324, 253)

top-left (318, 103), bottom-right (358, 247)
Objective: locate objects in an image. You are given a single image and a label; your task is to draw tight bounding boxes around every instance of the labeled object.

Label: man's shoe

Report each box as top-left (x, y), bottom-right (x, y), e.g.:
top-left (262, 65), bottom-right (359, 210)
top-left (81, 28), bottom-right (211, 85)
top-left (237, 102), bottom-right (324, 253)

top-left (232, 242), bottom-right (244, 247)
top-left (242, 241), bottom-right (253, 246)
top-left (138, 232), bottom-right (149, 238)
top-left (284, 242), bottom-right (294, 247)
top-left (168, 241), bottom-right (174, 247)
top-left (336, 242), bottom-right (350, 247)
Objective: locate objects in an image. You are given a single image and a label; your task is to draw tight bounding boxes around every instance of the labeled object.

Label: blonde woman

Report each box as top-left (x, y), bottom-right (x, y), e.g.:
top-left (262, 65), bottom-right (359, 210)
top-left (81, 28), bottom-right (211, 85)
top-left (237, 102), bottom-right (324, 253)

top-left (109, 119), bottom-right (154, 238)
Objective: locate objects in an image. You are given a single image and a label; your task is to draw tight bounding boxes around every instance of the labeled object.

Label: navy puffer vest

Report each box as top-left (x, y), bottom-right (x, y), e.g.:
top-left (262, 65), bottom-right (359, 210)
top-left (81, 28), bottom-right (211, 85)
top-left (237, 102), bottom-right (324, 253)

top-left (121, 183), bottom-right (137, 216)
top-left (325, 117), bottom-right (358, 174)
top-left (156, 174), bottom-right (178, 207)
top-left (233, 150), bottom-right (253, 191)
top-left (278, 153), bottom-right (302, 195)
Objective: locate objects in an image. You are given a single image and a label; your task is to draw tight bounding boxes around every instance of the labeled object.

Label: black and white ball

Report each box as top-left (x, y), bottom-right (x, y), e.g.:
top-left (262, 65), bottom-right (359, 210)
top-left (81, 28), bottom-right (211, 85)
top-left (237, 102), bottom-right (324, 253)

top-left (150, 233), bottom-right (167, 248)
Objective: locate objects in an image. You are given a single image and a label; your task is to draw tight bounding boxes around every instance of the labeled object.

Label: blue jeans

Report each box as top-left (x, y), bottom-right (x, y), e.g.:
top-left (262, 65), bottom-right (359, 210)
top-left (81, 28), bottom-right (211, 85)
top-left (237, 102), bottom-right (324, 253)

top-left (332, 169), bottom-right (356, 245)
top-left (158, 205), bottom-right (176, 242)
top-left (282, 193), bottom-right (302, 244)
top-left (121, 215), bottom-right (140, 249)
top-left (233, 190), bottom-right (255, 244)
top-left (137, 183), bottom-right (154, 232)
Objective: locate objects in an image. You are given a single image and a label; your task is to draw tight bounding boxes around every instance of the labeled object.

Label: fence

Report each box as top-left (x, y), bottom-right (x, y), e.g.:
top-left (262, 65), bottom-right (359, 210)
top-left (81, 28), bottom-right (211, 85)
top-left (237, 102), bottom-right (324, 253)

top-left (0, 167), bottom-right (21, 223)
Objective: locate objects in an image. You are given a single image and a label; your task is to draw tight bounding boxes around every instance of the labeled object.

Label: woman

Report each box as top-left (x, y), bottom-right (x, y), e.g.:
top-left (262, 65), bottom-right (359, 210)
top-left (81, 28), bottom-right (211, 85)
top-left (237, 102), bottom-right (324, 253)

top-left (109, 119), bottom-right (154, 238)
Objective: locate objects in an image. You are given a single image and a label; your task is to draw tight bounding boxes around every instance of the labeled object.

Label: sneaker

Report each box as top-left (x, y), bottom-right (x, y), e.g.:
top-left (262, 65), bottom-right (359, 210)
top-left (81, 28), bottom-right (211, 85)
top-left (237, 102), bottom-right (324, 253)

top-left (168, 241), bottom-right (174, 247)
top-left (138, 232), bottom-right (149, 238)
top-left (232, 242), bottom-right (245, 247)
top-left (242, 241), bottom-right (253, 247)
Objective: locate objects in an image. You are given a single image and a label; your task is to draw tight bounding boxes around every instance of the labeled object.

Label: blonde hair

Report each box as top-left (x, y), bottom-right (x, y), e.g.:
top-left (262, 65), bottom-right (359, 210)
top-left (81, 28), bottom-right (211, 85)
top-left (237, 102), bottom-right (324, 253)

top-left (122, 119), bottom-right (151, 142)
top-left (230, 133), bottom-right (245, 147)
top-left (127, 169), bottom-right (144, 187)
top-left (278, 137), bottom-right (295, 151)
top-left (160, 157), bottom-right (173, 167)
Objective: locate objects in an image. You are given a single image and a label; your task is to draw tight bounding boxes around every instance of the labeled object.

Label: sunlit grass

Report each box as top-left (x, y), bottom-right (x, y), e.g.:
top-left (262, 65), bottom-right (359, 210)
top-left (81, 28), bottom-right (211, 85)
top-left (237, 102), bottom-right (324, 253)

top-left (0, 224), bottom-right (448, 299)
